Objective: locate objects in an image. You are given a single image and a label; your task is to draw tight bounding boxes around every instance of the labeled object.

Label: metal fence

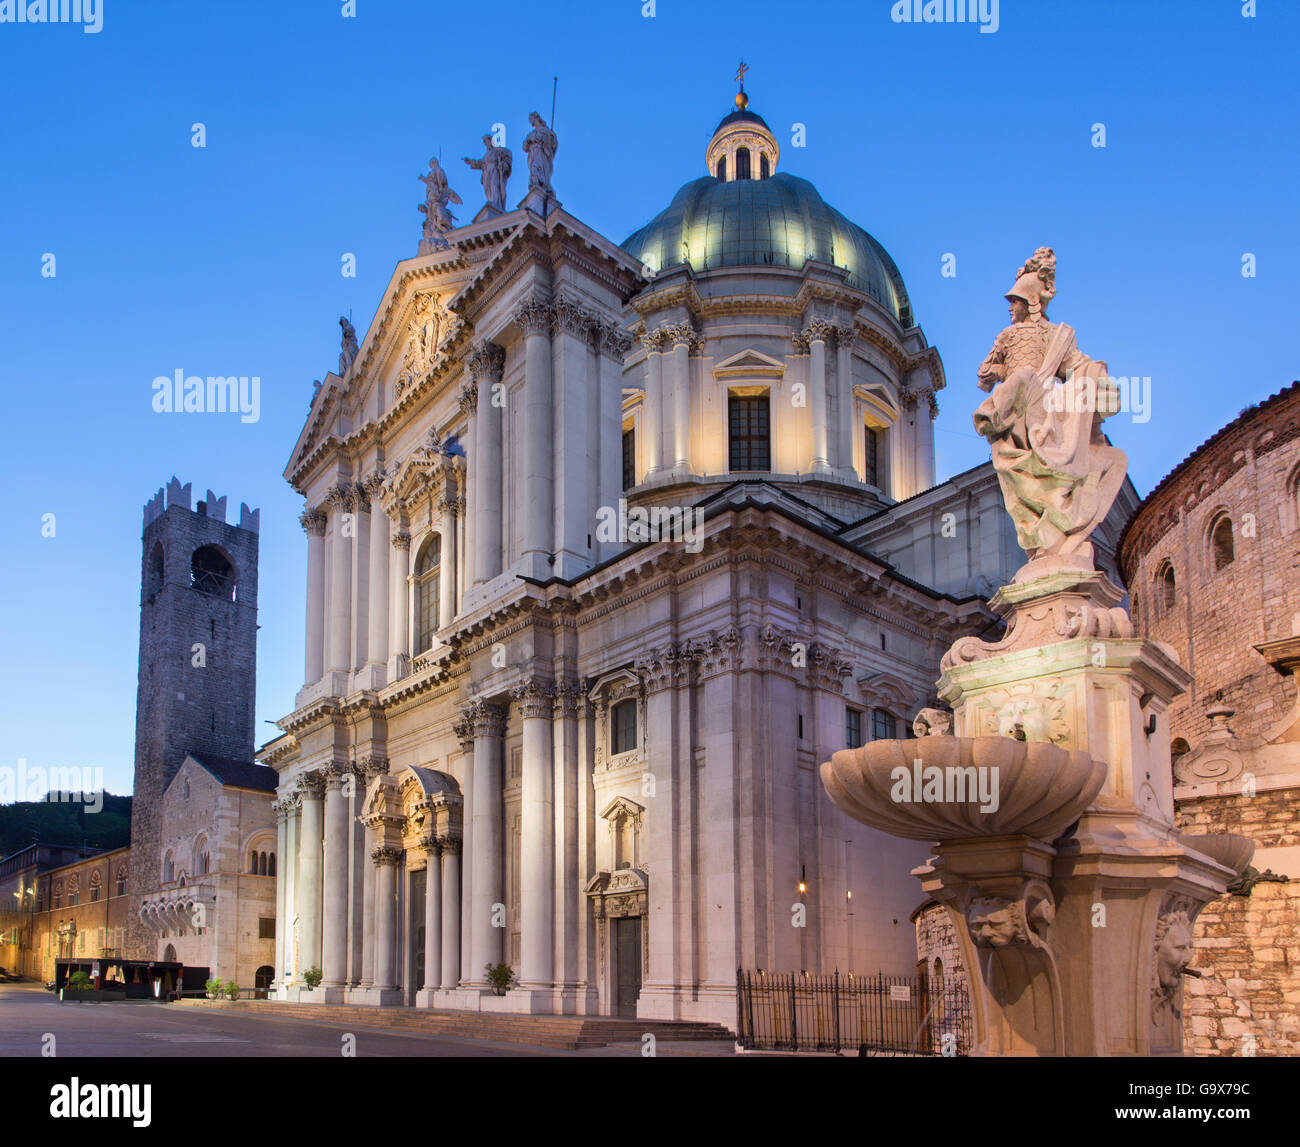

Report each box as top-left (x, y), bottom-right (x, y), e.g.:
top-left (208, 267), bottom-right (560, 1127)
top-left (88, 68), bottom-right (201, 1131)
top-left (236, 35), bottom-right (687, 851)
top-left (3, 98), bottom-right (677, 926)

top-left (736, 969), bottom-right (971, 1055)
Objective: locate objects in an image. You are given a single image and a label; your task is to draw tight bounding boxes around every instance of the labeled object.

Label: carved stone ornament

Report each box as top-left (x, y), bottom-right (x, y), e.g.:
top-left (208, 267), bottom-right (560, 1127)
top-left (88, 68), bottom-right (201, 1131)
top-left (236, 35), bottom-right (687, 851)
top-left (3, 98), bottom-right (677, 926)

top-left (298, 771), bottom-right (326, 800)
top-left (463, 698), bottom-right (506, 739)
top-left (299, 507), bottom-right (326, 536)
top-left (913, 707), bottom-right (954, 737)
top-left (466, 340), bottom-right (506, 382)
top-left (512, 679), bottom-right (556, 720)
top-left (371, 845), bottom-right (403, 867)
top-left (513, 297), bottom-right (555, 336)
top-left (1151, 903), bottom-right (1196, 1019)
top-left (965, 886), bottom-right (1055, 950)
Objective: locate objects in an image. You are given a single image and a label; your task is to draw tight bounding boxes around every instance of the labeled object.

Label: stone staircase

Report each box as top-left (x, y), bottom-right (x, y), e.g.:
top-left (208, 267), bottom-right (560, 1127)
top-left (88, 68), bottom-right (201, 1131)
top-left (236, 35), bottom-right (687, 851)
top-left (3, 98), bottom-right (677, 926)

top-left (179, 999), bottom-right (736, 1050)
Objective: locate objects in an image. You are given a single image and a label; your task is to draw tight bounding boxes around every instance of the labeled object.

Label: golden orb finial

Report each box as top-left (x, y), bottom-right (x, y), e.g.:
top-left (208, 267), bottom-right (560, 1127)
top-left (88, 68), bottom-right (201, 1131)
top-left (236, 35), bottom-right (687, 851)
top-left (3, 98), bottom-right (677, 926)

top-left (735, 89), bottom-right (748, 111)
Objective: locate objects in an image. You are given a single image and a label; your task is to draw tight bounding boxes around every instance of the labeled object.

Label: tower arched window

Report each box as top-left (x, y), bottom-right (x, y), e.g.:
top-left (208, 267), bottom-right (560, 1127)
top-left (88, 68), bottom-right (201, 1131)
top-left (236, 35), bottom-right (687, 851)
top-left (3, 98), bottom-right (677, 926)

top-left (1158, 563), bottom-right (1176, 615)
top-left (414, 535), bottom-right (442, 654)
top-left (715, 155), bottom-right (726, 181)
top-left (191, 545), bottom-right (235, 599)
top-left (735, 146), bottom-right (751, 180)
top-left (163, 851), bottom-right (174, 883)
top-left (760, 152), bottom-right (770, 179)
top-left (1210, 516), bottom-right (1234, 571)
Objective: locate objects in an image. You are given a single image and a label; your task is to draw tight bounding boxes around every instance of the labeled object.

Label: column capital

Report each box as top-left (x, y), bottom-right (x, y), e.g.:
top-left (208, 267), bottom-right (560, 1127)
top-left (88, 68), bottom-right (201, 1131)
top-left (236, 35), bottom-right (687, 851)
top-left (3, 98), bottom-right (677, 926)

top-left (794, 318), bottom-right (836, 350)
top-left (325, 762), bottom-right (352, 790)
top-left (462, 697), bottom-right (506, 738)
top-left (392, 530), bottom-right (412, 551)
top-left (354, 756), bottom-right (388, 780)
top-left (419, 834), bottom-right (441, 857)
top-left (833, 321), bottom-right (856, 347)
top-left (437, 836), bottom-right (462, 857)
top-left (553, 680), bottom-right (583, 718)
top-left (512, 679), bottom-right (556, 720)
top-left (298, 770), bottom-right (327, 800)
top-left (553, 295), bottom-right (596, 342)
top-left (438, 494), bottom-right (463, 519)
top-left (299, 507), bottom-right (327, 536)
top-left (451, 714), bottom-right (476, 753)
top-left (325, 482), bottom-right (356, 511)
top-left (639, 327), bottom-right (668, 354)
top-left (363, 471), bottom-right (387, 501)
top-left (271, 798), bottom-right (293, 823)
top-left (467, 340), bottom-right (506, 381)
top-left (660, 321), bottom-right (702, 353)
top-left (512, 297), bottom-right (555, 336)
top-left (459, 380), bottom-right (478, 417)
top-left (599, 324), bottom-right (635, 362)
top-left (370, 845), bottom-right (403, 867)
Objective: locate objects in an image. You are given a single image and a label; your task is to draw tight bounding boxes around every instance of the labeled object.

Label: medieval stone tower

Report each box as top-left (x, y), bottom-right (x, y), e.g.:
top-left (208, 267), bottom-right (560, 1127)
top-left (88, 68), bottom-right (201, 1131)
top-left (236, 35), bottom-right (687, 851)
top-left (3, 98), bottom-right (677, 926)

top-left (125, 477), bottom-right (260, 959)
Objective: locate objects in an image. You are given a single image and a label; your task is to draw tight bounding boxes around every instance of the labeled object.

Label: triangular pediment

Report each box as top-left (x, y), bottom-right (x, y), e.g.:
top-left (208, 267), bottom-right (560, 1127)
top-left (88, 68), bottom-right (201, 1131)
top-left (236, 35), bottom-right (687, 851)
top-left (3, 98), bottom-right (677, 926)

top-left (713, 347), bottom-right (786, 379)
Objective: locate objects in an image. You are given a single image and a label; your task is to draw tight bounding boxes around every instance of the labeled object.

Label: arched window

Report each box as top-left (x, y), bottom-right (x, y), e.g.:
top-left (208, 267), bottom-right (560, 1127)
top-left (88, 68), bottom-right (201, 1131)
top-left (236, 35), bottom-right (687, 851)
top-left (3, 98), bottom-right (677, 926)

top-left (865, 426), bottom-right (884, 488)
top-left (163, 851), bottom-right (174, 883)
top-left (53, 881), bottom-right (63, 909)
top-left (163, 943), bottom-right (177, 963)
top-left (146, 541), bottom-right (164, 598)
top-left (414, 535), bottom-right (442, 654)
top-left (1158, 563), bottom-right (1176, 615)
top-left (116, 866), bottom-right (127, 897)
top-left (268, 853), bottom-right (277, 877)
top-left (249, 850), bottom-right (259, 874)
top-left (1171, 737), bottom-right (1191, 756)
top-left (191, 545), bottom-right (234, 599)
top-left (193, 835), bottom-right (210, 877)
top-left (1210, 516), bottom-right (1234, 571)
top-left (759, 152), bottom-right (770, 179)
top-left (735, 146), bottom-right (751, 180)
top-left (715, 155), bottom-right (726, 181)
top-left (89, 872), bottom-right (101, 903)
top-left (67, 875), bottom-right (79, 906)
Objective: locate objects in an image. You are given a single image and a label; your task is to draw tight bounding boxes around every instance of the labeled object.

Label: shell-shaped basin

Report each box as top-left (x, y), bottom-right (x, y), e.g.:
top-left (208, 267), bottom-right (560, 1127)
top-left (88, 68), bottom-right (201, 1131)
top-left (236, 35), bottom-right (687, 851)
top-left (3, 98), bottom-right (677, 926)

top-left (1177, 833), bottom-right (1255, 877)
top-left (819, 736), bottom-right (1107, 843)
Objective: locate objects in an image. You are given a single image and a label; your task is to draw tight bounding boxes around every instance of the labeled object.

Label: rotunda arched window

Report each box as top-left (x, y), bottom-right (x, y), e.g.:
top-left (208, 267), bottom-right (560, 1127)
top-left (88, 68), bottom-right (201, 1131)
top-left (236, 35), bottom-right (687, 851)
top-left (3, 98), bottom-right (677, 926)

top-left (1209, 516), bottom-right (1234, 571)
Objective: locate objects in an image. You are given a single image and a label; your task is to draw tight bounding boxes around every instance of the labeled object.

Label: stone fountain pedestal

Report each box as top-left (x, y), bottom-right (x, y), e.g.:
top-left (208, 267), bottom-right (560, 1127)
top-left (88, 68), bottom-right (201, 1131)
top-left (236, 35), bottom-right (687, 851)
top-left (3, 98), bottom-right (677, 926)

top-left (823, 563), bottom-right (1253, 1056)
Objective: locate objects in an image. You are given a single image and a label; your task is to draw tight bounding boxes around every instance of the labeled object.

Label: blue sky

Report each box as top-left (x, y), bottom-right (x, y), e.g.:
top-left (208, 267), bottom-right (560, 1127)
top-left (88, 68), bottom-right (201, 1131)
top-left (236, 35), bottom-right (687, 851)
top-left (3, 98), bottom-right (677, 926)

top-left (2, 0), bottom-right (1297, 799)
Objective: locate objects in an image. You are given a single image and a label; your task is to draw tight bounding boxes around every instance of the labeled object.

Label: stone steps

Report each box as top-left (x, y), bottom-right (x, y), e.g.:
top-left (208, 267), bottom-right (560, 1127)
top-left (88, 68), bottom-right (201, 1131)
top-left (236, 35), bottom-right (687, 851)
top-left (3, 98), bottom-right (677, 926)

top-left (178, 1000), bottom-right (735, 1049)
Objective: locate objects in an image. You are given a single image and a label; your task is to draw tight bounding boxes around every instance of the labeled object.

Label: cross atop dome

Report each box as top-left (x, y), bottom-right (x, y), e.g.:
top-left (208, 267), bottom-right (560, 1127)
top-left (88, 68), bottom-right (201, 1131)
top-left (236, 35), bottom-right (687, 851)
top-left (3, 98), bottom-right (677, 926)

top-left (706, 72), bottom-right (778, 181)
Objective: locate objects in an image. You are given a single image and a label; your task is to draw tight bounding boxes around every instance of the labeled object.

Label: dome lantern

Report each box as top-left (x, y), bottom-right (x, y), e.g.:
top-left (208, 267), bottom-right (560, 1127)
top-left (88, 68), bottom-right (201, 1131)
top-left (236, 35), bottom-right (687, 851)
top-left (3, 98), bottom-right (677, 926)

top-left (705, 70), bottom-right (778, 182)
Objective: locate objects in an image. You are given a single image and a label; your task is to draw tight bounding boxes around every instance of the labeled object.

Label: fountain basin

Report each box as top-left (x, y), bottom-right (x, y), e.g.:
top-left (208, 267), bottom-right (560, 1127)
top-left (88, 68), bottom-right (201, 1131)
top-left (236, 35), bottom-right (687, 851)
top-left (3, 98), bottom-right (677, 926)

top-left (820, 736), bottom-right (1107, 842)
top-left (1176, 832), bottom-right (1255, 877)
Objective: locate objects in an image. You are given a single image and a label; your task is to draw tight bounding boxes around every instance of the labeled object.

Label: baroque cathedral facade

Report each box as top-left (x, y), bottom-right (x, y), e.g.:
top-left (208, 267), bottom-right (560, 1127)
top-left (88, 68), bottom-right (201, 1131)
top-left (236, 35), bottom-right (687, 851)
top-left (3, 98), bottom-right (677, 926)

top-left (261, 92), bottom-right (1134, 1026)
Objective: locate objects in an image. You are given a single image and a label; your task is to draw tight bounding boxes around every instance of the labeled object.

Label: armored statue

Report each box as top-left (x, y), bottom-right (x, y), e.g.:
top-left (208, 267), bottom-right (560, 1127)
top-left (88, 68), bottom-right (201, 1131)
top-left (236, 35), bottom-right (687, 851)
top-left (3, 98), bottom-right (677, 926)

top-left (523, 111), bottom-right (558, 196)
top-left (418, 157), bottom-right (462, 249)
top-left (975, 248), bottom-right (1125, 568)
top-left (463, 134), bottom-right (512, 212)
top-left (338, 316), bottom-right (358, 376)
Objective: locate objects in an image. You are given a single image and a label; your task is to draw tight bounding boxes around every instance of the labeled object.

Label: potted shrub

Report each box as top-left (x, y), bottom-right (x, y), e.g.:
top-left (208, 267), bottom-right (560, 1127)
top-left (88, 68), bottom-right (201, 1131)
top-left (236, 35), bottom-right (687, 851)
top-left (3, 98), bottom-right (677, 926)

top-left (225, 980), bottom-right (240, 1001)
top-left (302, 966), bottom-right (323, 991)
top-left (205, 978), bottom-right (221, 1000)
top-left (484, 962), bottom-right (515, 996)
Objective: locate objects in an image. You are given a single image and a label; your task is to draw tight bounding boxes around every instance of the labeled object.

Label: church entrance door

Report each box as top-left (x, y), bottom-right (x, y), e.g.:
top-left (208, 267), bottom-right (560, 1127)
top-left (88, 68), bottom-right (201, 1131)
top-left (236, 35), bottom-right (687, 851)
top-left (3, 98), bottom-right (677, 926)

top-left (614, 917), bottom-right (642, 1018)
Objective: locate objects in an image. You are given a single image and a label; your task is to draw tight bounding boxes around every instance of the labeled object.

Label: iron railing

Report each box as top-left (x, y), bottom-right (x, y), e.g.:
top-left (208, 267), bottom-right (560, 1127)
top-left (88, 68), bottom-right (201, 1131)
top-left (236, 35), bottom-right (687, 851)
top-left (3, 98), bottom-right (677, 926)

top-left (736, 969), bottom-right (971, 1056)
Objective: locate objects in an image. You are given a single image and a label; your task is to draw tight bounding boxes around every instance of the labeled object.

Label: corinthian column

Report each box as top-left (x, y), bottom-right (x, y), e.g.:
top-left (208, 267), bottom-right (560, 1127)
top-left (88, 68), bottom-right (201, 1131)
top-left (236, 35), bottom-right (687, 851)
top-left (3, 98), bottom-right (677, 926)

top-left (513, 680), bottom-right (555, 989)
top-left (437, 494), bottom-right (460, 629)
top-left (421, 837), bottom-right (442, 997)
top-left (321, 765), bottom-right (350, 993)
top-left (469, 342), bottom-right (505, 585)
top-left (365, 474), bottom-right (389, 679)
top-left (271, 799), bottom-right (289, 990)
top-left (467, 699), bottom-right (506, 985)
top-left (514, 299), bottom-right (555, 576)
top-left (297, 772), bottom-right (326, 977)
top-left (458, 383), bottom-right (478, 591)
top-left (801, 319), bottom-right (834, 475)
top-left (299, 509), bottom-right (326, 686)
top-left (325, 484), bottom-right (353, 681)
top-left (388, 527), bottom-right (411, 679)
top-left (440, 838), bottom-right (461, 989)
top-left (349, 481), bottom-right (370, 675)
top-left (665, 323), bottom-right (699, 476)
top-left (641, 329), bottom-right (665, 477)
top-left (835, 323), bottom-right (855, 477)
top-left (371, 846), bottom-right (401, 992)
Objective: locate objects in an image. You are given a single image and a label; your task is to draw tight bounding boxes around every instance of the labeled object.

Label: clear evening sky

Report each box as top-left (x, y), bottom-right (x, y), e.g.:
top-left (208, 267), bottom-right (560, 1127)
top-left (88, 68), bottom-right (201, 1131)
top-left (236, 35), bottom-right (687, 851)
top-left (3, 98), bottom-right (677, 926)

top-left (2, 0), bottom-right (1296, 798)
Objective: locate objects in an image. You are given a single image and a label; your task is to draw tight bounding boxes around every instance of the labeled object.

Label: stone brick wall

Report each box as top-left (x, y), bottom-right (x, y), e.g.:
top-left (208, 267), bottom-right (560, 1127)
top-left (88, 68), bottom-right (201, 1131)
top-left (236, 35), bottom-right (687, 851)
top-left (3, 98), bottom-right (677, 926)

top-left (1182, 882), bottom-right (1300, 1056)
top-left (1120, 382), bottom-right (1300, 747)
top-left (1178, 790), bottom-right (1300, 850)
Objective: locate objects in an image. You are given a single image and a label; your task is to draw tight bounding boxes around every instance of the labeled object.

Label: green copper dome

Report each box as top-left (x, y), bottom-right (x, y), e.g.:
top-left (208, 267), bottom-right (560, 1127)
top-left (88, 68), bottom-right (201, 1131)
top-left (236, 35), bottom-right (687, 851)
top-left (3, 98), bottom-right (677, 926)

top-left (622, 173), bottom-right (913, 326)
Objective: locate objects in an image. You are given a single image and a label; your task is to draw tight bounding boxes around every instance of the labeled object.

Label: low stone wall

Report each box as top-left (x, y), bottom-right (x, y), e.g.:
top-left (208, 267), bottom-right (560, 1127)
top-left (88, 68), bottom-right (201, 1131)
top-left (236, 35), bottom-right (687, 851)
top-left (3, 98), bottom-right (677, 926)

top-left (1183, 881), bottom-right (1300, 1056)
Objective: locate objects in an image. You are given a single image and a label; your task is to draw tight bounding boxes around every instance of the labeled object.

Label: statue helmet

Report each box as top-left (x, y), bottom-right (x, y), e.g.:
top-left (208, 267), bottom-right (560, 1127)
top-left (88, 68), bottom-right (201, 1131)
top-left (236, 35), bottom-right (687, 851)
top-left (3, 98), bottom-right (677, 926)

top-left (1005, 246), bottom-right (1057, 317)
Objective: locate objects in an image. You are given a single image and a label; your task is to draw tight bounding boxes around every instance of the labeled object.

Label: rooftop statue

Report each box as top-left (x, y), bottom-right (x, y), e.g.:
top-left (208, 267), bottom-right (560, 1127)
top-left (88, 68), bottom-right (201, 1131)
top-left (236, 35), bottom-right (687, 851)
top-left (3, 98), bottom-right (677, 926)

top-left (975, 248), bottom-right (1125, 570)
top-left (523, 111), bottom-right (557, 196)
top-left (463, 134), bottom-right (512, 212)
top-left (418, 157), bottom-right (462, 250)
top-left (338, 316), bottom-right (358, 376)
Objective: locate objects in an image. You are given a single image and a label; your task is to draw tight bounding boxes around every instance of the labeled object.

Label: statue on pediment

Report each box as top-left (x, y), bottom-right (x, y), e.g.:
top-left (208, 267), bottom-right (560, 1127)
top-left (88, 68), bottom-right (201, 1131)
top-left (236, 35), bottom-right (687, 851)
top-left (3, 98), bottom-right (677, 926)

top-left (418, 158), bottom-right (462, 250)
top-left (974, 248), bottom-right (1126, 568)
top-left (463, 134), bottom-right (512, 212)
top-left (523, 111), bottom-right (558, 196)
top-left (338, 316), bottom-right (359, 377)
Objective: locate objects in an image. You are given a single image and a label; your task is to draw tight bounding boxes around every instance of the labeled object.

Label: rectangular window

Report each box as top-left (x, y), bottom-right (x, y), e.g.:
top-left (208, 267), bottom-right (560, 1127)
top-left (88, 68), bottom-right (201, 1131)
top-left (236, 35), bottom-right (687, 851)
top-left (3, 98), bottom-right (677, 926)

top-left (258, 917), bottom-right (276, 940)
top-left (846, 706), bottom-right (863, 749)
top-left (866, 426), bottom-right (882, 488)
top-left (611, 699), bottom-right (638, 755)
top-left (729, 394), bottom-right (771, 471)
top-left (622, 427), bottom-right (636, 489)
top-left (872, 709), bottom-right (895, 741)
